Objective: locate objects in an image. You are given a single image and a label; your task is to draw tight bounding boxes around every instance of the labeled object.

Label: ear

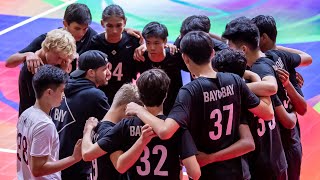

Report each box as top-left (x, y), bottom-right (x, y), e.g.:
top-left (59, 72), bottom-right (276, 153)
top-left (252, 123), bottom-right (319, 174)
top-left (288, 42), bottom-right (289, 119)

top-left (210, 49), bottom-right (215, 60)
top-left (63, 20), bottom-right (68, 29)
top-left (124, 18), bottom-right (127, 26)
top-left (86, 69), bottom-right (96, 78)
top-left (241, 45), bottom-right (248, 54)
top-left (182, 53), bottom-right (190, 65)
top-left (100, 20), bottom-right (105, 28)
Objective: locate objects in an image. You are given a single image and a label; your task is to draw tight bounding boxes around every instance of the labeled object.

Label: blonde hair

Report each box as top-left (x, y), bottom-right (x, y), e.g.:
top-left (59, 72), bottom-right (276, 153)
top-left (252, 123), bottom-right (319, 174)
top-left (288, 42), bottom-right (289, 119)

top-left (112, 84), bottom-right (142, 108)
top-left (41, 29), bottom-right (76, 58)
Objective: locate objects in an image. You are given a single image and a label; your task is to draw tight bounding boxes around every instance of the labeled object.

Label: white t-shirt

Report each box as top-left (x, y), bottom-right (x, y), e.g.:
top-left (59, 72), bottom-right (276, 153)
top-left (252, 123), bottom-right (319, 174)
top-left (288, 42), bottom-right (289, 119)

top-left (17, 106), bottom-right (60, 180)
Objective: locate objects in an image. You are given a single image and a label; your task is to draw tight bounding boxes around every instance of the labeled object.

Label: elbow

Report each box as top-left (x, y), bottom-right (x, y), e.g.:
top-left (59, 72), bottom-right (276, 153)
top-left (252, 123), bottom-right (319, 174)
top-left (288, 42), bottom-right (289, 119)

top-left (262, 109), bottom-right (274, 121)
top-left (284, 121), bottom-right (296, 130)
top-left (268, 85), bottom-right (278, 96)
top-left (296, 104), bottom-right (307, 116)
top-left (82, 152), bottom-right (94, 162)
top-left (188, 168), bottom-right (201, 180)
top-left (32, 169), bottom-right (45, 177)
top-left (247, 139), bottom-right (255, 152)
top-left (158, 128), bottom-right (173, 140)
top-left (116, 166), bottom-right (127, 174)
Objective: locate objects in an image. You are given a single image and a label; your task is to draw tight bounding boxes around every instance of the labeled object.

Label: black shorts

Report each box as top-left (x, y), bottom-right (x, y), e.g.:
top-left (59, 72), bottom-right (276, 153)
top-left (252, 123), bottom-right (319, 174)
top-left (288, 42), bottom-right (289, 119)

top-left (285, 144), bottom-right (302, 180)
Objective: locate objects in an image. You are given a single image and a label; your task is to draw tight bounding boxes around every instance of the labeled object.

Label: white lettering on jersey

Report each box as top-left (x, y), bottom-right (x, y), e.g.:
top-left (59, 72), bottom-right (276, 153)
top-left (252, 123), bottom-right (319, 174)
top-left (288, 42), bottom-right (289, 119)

top-left (130, 126), bottom-right (143, 136)
top-left (53, 108), bottom-right (67, 122)
top-left (204, 84), bottom-right (234, 102)
top-left (272, 57), bottom-right (284, 70)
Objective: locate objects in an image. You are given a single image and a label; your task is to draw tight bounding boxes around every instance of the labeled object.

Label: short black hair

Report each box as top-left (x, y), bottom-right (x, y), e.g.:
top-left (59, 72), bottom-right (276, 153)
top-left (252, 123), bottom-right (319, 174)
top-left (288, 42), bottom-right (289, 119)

top-left (180, 31), bottom-right (213, 65)
top-left (32, 65), bottom-right (68, 99)
top-left (137, 69), bottom-right (170, 107)
top-left (64, 3), bottom-right (92, 25)
top-left (213, 48), bottom-right (247, 77)
top-left (251, 15), bottom-right (277, 42)
top-left (180, 15), bottom-right (211, 36)
top-left (222, 19), bottom-right (260, 51)
top-left (142, 22), bottom-right (168, 41)
top-left (102, 4), bottom-right (126, 21)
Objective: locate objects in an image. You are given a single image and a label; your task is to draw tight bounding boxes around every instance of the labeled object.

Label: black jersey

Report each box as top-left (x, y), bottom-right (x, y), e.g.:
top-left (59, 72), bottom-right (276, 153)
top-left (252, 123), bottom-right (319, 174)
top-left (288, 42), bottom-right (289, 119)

top-left (18, 27), bottom-right (97, 71)
top-left (18, 62), bottom-right (35, 116)
top-left (264, 51), bottom-right (302, 150)
top-left (92, 121), bottom-right (126, 180)
top-left (136, 48), bottom-right (185, 115)
top-left (97, 115), bottom-right (197, 180)
top-left (88, 32), bottom-right (140, 104)
top-left (242, 95), bottom-right (288, 179)
top-left (168, 72), bottom-right (260, 179)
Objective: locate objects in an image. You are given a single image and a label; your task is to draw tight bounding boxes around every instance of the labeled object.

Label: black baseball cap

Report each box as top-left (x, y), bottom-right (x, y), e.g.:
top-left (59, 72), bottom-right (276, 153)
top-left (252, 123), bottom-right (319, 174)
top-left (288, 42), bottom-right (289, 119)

top-left (70, 50), bottom-right (108, 78)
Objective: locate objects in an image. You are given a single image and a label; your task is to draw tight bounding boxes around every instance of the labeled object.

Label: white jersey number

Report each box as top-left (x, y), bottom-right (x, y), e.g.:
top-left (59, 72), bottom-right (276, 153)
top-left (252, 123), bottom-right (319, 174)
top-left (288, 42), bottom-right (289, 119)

top-left (257, 117), bottom-right (276, 137)
top-left (107, 62), bottom-right (123, 81)
top-left (137, 145), bottom-right (168, 176)
top-left (209, 103), bottom-right (234, 140)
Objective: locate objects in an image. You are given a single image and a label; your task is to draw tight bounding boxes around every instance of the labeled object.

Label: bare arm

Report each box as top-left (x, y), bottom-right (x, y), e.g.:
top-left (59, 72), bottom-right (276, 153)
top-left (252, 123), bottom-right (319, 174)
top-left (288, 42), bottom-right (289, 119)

top-left (125, 102), bottom-right (180, 140)
top-left (274, 105), bottom-right (297, 129)
top-left (82, 117), bottom-right (107, 161)
top-left (110, 125), bottom-right (156, 173)
top-left (5, 52), bottom-right (28, 68)
top-left (247, 75), bottom-right (278, 96)
top-left (182, 155), bottom-right (201, 180)
top-left (249, 96), bottom-right (274, 120)
top-left (276, 45), bottom-right (312, 66)
top-left (30, 139), bottom-right (82, 177)
top-left (5, 52), bottom-right (43, 74)
top-left (196, 124), bottom-right (255, 167)
top-left (277, 69), bottom-right (307, 115)
top-left (243, 70), bottom-right (261, 82)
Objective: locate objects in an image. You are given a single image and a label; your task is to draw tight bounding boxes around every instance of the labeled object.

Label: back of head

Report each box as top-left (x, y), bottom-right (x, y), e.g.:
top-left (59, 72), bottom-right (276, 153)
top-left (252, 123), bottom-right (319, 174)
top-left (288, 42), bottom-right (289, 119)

top-left (32, 65), bottom-right (68, 99)
top-left (137, 69), bottom-right (170, 107)
top-left (41, 29), bottom-right (77, 58)
top-left (102, 4), bottom-right (126, 21)
top-left (225, 16), bottom-right (251, 29)
top-left (180, 15), bottom-right (211, 36)
top-left (251, 15), bottom-right (277, 42)
top-left (112, 84), bottom-right (142, 107)
top-left (213, 48), bottom-right (247, 77)
top-left (64, 3), bottom-right (92, 25)
top-left (142, 22), bottom-right (168, 41)
top-left (180, 31), bottom-right (213, 65)
top-left (222, 19), bottom-right (260, 51)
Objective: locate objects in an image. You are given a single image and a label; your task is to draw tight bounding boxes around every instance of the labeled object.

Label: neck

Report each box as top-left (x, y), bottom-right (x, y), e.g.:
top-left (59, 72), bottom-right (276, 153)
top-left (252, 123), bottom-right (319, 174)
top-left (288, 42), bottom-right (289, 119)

top-left (246, 50), bottom-right (265, 67)
top-left (105, 32), bottom-right (122, 43)
top-left (191, 63), bottom-right (217, 79)
top-left (148, 49), bottom-right (166, 62)
top-left (37, 49), bottom-right (47, 64)
top-left (145, 105), bottom-right (163, 116)
top-left (34, 99), bottom-right (52, 115)
top-left (102, 106), bottom-right (125, 124)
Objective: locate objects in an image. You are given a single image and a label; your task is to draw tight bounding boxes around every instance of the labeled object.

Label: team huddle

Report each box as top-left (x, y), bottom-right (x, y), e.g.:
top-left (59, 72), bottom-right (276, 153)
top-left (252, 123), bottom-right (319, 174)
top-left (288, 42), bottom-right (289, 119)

top-left (7, 2), bottom-right (312, 180)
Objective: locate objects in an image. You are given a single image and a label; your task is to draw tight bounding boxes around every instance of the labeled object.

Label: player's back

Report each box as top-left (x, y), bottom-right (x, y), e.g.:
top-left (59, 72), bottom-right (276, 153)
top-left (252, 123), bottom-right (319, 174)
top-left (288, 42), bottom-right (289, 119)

top-left (112, 115), bottom-right (197, 180)
top-left (173, 72), bottom-right (259, 179)
top-left (17, 106), bottom-right (60, 180)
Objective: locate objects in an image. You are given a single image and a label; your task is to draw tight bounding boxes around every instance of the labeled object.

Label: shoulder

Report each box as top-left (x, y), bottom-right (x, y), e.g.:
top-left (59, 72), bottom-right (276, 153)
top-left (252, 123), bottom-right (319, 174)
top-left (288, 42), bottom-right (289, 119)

top-left (122, 32), bottom-right (140, 46)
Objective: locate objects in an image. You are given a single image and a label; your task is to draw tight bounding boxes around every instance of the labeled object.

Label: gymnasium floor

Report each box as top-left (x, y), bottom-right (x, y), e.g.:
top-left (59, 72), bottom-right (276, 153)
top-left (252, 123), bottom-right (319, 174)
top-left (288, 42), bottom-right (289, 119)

top-left (0, 0), bottom-right (319, 179)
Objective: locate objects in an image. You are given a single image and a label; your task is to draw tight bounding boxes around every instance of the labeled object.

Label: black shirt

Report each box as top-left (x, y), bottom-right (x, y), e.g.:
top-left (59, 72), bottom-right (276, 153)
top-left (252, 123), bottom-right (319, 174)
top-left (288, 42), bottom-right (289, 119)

top-left (242, 95), bottom-right (288, 179)
top-left (88, 32), bottom-right (140, 105)
top-left (18, 62), bottom-right (34, 116)
top-left (98, 115), bottom-right (197, 180)
top-left (249, 57), bottom-right (288, 176)
top-left (19, 27), bottom-right (97, 71)
top-left (264, 51), bottom-right (302, 149)
top-left (92, 121), bottom-right (126, 180)
top-left (168, 73), bottom-right (260, 179)
top-left (136, 48), bottom-right (185, 115)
